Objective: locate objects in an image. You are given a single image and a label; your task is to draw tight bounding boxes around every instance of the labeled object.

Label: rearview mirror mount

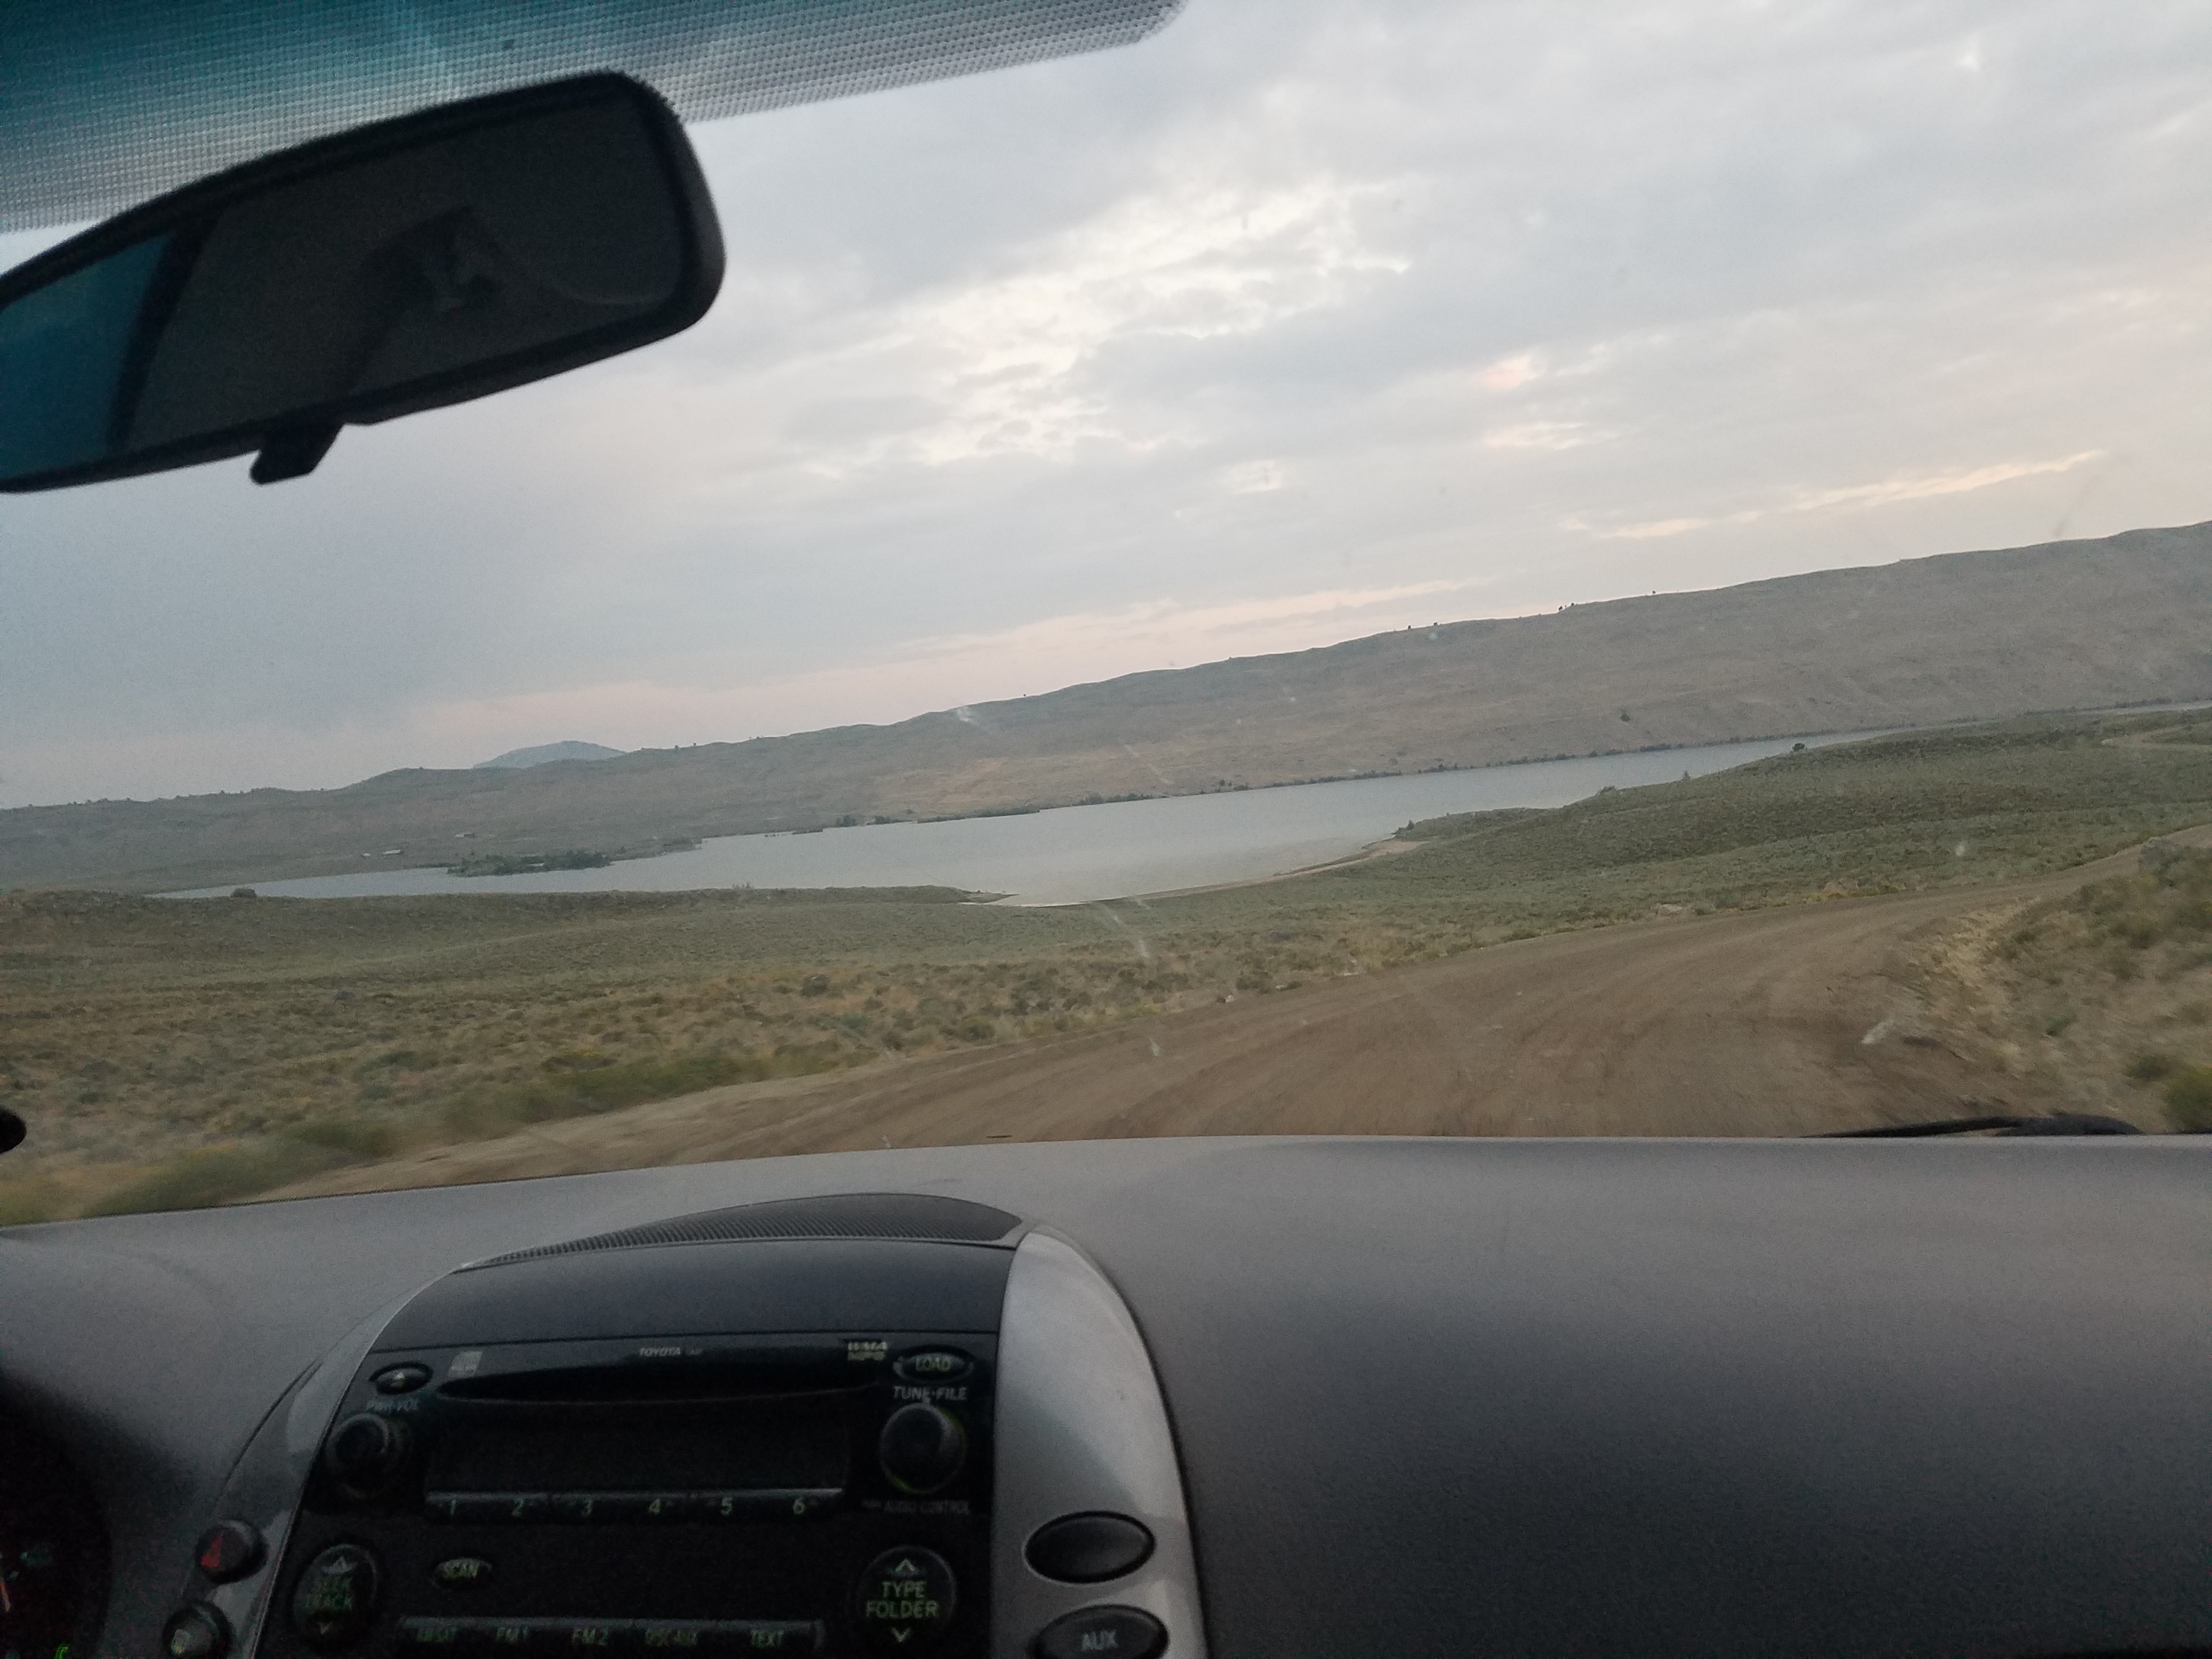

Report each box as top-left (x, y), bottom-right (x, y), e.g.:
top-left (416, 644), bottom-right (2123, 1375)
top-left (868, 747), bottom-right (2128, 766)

top-left (0, 73), bottom-right (723, 490)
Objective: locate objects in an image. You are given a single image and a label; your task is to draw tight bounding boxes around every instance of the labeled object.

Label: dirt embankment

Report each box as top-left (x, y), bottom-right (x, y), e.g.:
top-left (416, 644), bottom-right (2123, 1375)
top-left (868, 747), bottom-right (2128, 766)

top-left (271, 833), bottom-right (2211, 1201)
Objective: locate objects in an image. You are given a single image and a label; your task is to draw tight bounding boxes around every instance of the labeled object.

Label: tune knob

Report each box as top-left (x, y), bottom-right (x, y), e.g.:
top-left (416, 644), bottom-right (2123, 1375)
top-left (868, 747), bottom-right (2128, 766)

top-left (877, 1403), bottom-right (967, 1494)
top-left (322, 1412), bottom-right (411, 1497)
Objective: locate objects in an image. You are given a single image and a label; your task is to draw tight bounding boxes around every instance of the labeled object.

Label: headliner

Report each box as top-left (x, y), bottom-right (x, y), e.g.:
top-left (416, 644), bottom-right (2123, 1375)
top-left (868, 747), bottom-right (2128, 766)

top-left (0, 0), bottom-right (1183, 234)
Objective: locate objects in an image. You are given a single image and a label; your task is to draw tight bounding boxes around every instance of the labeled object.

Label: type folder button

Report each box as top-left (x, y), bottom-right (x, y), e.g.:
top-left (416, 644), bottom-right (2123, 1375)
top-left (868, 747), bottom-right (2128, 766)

top-left (854, 1548), bottom-right (956, 1651)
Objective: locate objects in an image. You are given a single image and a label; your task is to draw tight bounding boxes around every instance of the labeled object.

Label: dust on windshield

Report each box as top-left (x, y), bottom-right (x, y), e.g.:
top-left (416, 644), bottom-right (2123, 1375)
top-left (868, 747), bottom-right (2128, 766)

top-left (5, 2), bottom-right (2212, 1220)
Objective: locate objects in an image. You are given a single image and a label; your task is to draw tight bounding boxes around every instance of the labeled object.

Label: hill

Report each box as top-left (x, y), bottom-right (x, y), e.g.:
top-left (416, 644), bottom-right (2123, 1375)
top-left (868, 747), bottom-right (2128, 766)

top-left (7, 706), bottom-right (2209, 1220)
top-left (4, 521), bottom-right (2210, 893)
top-left (473, 741), bottom-right (626, 769)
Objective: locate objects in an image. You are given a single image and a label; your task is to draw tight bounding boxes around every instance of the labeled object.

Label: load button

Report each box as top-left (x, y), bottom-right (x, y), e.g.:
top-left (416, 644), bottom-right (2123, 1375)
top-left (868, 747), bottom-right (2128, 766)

top-left (854, 1547), bottom-right (956, 1651)
top-left (890, 1349), bottom-right (972, 1383)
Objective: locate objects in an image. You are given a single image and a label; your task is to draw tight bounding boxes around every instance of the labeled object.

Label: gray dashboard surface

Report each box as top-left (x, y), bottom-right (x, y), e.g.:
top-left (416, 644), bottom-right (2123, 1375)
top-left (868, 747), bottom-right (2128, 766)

top-left (5, 1136), bottom-right (2210, 1659)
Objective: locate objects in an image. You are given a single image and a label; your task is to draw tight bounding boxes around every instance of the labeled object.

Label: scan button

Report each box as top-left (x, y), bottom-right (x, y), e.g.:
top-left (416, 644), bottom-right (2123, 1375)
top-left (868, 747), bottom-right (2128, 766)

top-left (432, 1556), bottom-right (495, 1591)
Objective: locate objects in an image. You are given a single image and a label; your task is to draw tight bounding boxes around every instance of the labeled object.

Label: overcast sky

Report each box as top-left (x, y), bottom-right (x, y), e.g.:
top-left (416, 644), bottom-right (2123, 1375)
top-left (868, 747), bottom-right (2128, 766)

top-left (6, 0), bottom-right (2212, 808)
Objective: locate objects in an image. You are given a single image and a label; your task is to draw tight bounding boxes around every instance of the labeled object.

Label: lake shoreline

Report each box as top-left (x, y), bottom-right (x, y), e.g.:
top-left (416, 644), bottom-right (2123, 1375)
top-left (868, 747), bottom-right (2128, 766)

top-left (165, 730), bottom-right (1887, 907)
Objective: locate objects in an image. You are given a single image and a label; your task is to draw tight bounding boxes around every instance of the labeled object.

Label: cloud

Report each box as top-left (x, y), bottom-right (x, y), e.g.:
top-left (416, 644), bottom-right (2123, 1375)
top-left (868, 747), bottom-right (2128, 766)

top-left (10, 0), bottom-right (2212, 805)
top-left (1583, 450), bottom-right (2111, 540)
top-left (793, 169), bottom-right (1412, 470)
top-left (1600, 516), bottom-right (1713, 541)
top-left (1483, 421), bottom-right (1596, 452)
top-left (1786, 450), bottom-right (2106, 512)
top-left (1477, 352), bottom-right (1547, 391)
top-left (1221, 459), bottom-right (1285, 493)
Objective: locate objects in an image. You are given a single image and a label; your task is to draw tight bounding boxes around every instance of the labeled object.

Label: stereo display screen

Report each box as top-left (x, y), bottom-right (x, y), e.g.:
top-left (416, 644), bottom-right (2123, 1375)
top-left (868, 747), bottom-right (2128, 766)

top-left (429, 1407), bottom-right (849, 1493)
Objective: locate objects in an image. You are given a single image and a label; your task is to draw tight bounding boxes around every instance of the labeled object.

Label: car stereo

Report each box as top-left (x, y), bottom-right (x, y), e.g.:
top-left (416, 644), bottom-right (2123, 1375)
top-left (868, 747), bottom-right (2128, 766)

top-left (280, 1329), bottom-right (993, 1657)
top-left (172, 1193), bottom-right (1207, 1659)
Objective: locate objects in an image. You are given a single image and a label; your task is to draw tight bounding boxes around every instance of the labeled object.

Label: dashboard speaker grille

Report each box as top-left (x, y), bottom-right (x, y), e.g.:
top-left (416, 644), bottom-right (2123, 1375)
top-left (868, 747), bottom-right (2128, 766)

top-left (467, 1192), bottom-right (1023, 1268)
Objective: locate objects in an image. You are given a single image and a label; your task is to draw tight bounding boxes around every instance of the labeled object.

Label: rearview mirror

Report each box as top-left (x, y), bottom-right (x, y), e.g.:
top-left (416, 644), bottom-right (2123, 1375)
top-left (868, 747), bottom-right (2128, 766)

top-left (0, 74), bottom-right (722, 489)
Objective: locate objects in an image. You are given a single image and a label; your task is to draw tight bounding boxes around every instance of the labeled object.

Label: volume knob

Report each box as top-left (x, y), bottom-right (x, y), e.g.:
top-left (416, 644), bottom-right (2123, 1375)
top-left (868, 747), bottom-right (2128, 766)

top-left (877, 1403), bottom-right (966, 1494)
top-left (323, 1413), bottom-right (411, 1497)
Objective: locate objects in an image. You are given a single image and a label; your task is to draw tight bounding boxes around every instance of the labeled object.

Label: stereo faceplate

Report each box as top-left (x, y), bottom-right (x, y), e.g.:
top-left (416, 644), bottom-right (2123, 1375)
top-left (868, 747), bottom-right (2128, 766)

top-left (178, 1203), bottom-right (1206, 1659)
top-left (277, 1329), bottom-right (998, 1659)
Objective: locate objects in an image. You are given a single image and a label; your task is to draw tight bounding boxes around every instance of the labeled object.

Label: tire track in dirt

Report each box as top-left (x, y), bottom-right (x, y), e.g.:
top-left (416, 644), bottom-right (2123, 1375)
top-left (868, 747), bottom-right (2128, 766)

top-left (276, 835), bottom-right (2209, 1199)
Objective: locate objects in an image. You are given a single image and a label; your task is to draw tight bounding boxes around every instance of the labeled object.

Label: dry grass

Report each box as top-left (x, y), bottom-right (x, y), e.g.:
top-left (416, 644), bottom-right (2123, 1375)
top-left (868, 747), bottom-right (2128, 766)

top-left (0, 887), bottom-right (1203, 1220)
top-left (1906, 840), bottom-right (2212, 1131)
top-left (8, 709), bottom-right (2212, 1220)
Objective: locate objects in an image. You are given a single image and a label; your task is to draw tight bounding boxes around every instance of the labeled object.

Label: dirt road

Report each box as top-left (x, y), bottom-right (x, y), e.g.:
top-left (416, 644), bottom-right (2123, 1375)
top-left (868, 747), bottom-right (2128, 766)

top-left (276, 836), bottom-right (2206, 1201)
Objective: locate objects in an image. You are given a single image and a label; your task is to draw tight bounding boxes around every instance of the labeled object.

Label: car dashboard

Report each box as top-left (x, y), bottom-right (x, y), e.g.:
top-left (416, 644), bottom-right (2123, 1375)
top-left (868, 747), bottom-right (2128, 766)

top-left (3, 1136), bottom-right (2210, 1659)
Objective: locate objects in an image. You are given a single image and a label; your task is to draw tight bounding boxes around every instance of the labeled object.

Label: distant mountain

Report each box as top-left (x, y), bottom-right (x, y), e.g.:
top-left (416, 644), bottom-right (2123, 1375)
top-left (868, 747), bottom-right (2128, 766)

top-left (473, 741), bottom-right (627, 770)
top-left (8, 522), bottom-right (2212, 893)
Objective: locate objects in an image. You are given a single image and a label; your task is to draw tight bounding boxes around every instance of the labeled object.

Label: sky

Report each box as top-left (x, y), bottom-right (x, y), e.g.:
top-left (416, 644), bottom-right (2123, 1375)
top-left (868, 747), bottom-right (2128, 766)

top-left (6, 0), bottom-right (2212, 808)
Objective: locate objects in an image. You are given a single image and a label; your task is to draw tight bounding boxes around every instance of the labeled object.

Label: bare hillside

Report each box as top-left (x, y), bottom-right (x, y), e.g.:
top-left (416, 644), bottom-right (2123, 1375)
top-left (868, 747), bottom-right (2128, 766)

top-left (5, 522), bottom-right (2210, 892)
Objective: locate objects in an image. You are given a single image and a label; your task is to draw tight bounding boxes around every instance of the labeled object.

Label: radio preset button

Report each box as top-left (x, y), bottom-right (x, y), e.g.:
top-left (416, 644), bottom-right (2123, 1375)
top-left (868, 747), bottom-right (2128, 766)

top-left (891, 1350), bottom-right (972, 1383)
top-left (582, 1493), bottom-right (692, 1523)
top-left (877, 1404), bottom-right (967, 1494)
top-left (699, 1489), bottom-right (840, 1523)
top-left (292, 1543), bottom-right (381, 1649)
top-left (1030, 1606), bottom-right (1166, 1659)
top-left (432, 1556), bottom-right (495, 1590)
top-left (855, 1548), bottom-right (956, 1651)
top-left (428, 1494), bottom-right (551, 1525)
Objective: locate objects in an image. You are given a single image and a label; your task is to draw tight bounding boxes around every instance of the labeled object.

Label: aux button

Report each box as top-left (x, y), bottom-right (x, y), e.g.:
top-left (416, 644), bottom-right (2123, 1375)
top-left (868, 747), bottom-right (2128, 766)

top-left (1030, 1606), bottom-right (1165, 1659)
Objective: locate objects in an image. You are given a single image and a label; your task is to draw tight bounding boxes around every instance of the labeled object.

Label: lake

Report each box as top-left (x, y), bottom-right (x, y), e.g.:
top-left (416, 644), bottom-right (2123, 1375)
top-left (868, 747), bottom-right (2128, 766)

top-left (171, 732), bottom-right (1880, 906)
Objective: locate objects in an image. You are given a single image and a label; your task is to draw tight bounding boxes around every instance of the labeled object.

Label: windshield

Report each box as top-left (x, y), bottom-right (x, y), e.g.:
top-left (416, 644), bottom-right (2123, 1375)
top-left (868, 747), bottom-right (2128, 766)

top-left (5, 0), bottom-right (2211, 1221)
